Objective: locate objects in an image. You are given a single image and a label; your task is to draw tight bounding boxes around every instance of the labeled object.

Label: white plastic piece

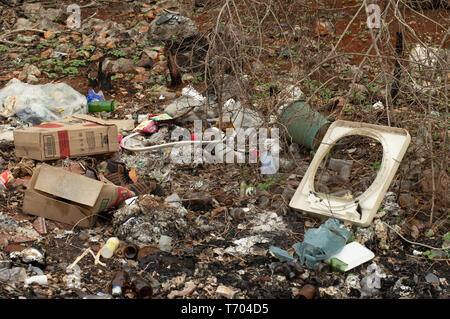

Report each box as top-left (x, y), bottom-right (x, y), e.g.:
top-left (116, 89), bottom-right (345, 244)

top-left (289, 120), bottom-right (411, 226)
top-left (325, 241), bottom-right (375, 272)
top-left (24, 275), bottom-right (48, 287)
top-left (99, 237), bottom-right (120, 259)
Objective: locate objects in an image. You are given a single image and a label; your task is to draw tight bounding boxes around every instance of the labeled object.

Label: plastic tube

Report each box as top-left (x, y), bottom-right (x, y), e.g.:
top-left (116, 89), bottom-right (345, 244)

top-left (120, 132), bottom-right (227, 152)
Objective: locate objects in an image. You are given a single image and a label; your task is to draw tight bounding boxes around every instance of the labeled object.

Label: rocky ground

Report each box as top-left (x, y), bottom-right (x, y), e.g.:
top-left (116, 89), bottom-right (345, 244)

top-left (0, 0), bottom-right (448, 300)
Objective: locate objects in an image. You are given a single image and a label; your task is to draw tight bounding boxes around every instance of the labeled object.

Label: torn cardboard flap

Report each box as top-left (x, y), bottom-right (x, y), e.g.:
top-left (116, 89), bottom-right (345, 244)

top-left (22, 164), bottom-right (134, 228)
top-left (14, 115), bottom-right (120, 161)
top-left (34, 165), bottom-right (103, 207)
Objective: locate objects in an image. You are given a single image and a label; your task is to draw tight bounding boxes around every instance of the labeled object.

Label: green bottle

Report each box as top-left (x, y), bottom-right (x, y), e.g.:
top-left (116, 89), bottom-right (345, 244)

top-left (88, 101), bottom-right (115, 112)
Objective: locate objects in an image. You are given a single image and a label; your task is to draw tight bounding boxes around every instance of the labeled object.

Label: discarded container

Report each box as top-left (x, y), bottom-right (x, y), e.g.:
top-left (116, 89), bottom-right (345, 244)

top-left (88, 101), bottom-right (115, 113)
top-left (131, 276), bottom-right (153, 299)
top-left (100, 237), bottom-right (120, 259)
top-left (133, 120), bottom-right (158, 134)
top-left (295, 284), bottom-right (317, 299)
top-left (22, 165), bottom-right (134, 227)
top-left (0, 170), bottom-right (15, 190)
top-left (278, 99), bottom-right (329, 150)
top-left (14, 114), bottom-right (120, 161)
top-left (111, 270), bottom-right (130, 297)
top-left (0, 78), bottom-right (87, 125)
top-left (123, 244), bottom-right (139, 260)
top-left (289, 120), bottom-right (411, 227)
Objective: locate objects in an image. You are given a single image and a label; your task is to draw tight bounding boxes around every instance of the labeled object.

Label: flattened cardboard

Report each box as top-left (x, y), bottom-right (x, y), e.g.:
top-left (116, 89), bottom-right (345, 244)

top-left (13, 115), bottom-right (119, 161)
top-left (34, 165), bottom-right (103, 207)
top-left (22, 164), bottom-right (134, 228)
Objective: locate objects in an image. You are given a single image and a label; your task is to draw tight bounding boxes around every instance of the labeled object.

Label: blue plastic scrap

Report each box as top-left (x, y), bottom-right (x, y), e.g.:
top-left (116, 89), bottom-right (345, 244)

top-left (87, 89), bottom-right (105, 104)
top-left (269, 218), bottom-right (351, 268)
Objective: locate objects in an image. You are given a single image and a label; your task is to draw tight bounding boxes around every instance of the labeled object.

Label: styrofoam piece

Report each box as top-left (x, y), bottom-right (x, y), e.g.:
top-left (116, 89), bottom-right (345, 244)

top-left (326, 241), bottom-right (375, 271)
top-left (289, 120), bottom-right (411, 226)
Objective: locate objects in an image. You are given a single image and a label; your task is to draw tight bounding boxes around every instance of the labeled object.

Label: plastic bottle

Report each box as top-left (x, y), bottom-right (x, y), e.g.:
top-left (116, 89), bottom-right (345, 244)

top-left (111, 270), bottom-right (130, 297)
top-left (88, 101), bottom-right (115, 112)
top-left (100, 237), bottom-right (120, 259)
top-left (131, 276), bottom-right (153, 299)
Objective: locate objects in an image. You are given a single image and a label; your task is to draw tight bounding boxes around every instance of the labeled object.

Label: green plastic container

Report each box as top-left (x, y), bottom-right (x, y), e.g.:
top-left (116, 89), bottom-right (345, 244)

top-left (278, 99), bottom-right (329, 149)
top-left (88, 101), bottom-right (115, 113)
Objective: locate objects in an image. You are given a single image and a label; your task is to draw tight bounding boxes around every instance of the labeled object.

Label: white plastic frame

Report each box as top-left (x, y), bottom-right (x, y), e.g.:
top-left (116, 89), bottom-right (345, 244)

top-left (289, 120), bottom-right (411, 227)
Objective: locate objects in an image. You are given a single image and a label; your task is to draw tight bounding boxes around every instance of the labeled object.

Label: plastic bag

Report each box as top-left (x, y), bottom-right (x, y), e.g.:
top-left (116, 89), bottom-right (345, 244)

top-left (0, 79), bottom-right (87, 125)
top-left (360, 262), bottom-right (385, 297)
top-left (293, 218), bottom-right (351, 268)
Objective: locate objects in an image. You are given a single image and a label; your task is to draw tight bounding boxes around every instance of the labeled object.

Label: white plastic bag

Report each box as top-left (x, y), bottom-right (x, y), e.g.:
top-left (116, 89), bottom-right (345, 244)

top-left (0, 79), bottom-right (87, 125)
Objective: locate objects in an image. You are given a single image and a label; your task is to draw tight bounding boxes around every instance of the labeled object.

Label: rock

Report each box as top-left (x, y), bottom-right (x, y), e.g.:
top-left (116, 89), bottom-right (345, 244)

top-left (103, 58), bottom-right (137, 74)
top-left (137, 55), bottom-right (154, 68)
top-left (37, 18), bottom-right (63, 31)
top-left (143, 49), bottom-right (159, 61)
top-left (41, 8), bottom-right (64, 22)
top-left (13, 18), bottom-right (33, 30)
top-left (149, 12), bottom-right (199, 42)
top-left (23, 3), bottom-right (44, 16)
top-left (425, 273), bottom-right (440, 285)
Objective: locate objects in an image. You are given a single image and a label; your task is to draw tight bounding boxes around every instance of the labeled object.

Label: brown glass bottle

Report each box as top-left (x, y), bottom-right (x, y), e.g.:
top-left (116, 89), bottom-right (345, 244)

top-left (123, 244), bottom-right (139, 260)
top-left (132, 276), bottom-right (153, 299)
top-left (111, 271), bottom-right (130, 297)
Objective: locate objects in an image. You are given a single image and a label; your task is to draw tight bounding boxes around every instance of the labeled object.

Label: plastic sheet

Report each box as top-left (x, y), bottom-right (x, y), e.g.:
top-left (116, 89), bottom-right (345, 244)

top-left (293, 218), bottom-right (351, 268)
top-left (0, 79), bottom-right (87, 125)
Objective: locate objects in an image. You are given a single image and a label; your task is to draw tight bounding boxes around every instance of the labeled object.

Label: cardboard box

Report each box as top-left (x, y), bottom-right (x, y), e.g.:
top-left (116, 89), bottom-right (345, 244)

top-left (22, 164), bottom-right (134, 227)
top-left (13, 114), bottom-right (120, 161)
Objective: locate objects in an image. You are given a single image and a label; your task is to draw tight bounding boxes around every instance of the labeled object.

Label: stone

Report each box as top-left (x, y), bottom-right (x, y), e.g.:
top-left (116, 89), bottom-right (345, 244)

top-left (143, 49), bottom-right (159, 61)
top-left (13, 18), bottom-right (33, 30)
top-left (19, 64), bottom-right (41, 83)
top-left (137, 55), bottom-right (154, 68)
top-left (103, 58), bottom-right (137, 74)
top-left (149, 12), bottom-right (199, 42)
top-left (23, 3), bottom-right (44, 16)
